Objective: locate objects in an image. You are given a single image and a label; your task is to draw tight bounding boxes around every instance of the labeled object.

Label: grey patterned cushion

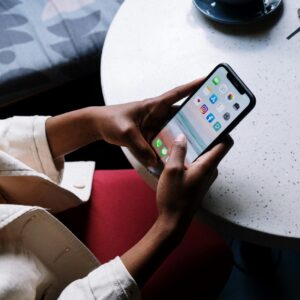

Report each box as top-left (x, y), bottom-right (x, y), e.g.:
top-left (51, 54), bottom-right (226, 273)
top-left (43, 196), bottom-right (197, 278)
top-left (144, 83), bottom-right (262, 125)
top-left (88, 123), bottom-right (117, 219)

top-left (0, 0), bottom-right (123, 106)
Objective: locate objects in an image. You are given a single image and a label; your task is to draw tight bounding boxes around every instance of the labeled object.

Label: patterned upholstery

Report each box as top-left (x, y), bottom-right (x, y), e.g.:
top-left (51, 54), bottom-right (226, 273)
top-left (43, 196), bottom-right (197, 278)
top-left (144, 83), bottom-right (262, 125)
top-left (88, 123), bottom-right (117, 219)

top-left (0, 0), bottom-right (123, 106)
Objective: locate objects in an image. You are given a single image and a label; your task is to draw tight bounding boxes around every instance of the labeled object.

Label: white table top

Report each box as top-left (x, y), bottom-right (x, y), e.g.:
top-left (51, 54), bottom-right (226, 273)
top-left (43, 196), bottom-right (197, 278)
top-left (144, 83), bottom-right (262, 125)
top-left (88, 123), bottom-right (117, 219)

top-left (101, 0), bottom-right (300, 248)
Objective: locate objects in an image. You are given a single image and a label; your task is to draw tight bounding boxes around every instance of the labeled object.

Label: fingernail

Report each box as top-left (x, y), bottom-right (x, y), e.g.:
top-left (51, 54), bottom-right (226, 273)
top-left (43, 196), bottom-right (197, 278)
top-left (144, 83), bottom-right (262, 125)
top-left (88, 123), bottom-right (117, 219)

top-left (223, 135), bottom-right (234, 147)
top-left (175, 134), bottom-right (186, 143)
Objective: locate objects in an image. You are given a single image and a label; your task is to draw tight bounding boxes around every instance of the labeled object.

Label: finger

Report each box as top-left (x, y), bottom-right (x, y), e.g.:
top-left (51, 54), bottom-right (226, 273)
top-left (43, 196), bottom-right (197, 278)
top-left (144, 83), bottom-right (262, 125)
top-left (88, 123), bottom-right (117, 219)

top-left (198, 135), bottom-right (233, 170)
top-left (208, 168), bottom-right (218, 186)
top-left (199, 168), bottom-right (219, 198)
top-left (128, 131), bottom-right (158, 166)
top-left (158, 78), bottom-right (205, 106)
top-left (143, 104), bottom-right (180, 139)
top-left (196, 168), bottom-right (218, 196)
top-left (188, 135), bottom-right (233, 182)
top-left (171, 105), bottom-right (180, 115)
top-left (164, 134), bottom-right (187, 175)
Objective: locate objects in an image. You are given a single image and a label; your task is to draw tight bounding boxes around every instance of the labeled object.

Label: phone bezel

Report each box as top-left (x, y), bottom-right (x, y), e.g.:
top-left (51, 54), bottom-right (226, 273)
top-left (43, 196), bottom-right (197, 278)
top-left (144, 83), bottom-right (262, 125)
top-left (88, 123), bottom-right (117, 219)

top-left (151, 63), bottom-right (256, 163)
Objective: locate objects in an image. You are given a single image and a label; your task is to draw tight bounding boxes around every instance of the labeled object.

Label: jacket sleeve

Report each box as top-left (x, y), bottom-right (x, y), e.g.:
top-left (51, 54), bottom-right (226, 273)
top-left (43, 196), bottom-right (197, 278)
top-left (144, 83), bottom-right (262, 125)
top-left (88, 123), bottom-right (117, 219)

top-left (0, 116), bottom-right (63, 183)
top-left (58, 257), bottom-right (140, 300)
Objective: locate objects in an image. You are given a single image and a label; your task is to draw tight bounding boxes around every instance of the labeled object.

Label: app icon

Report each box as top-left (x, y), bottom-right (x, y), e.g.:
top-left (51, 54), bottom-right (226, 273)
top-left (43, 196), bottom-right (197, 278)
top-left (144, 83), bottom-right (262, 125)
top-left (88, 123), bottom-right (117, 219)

top-left (209, 94), bottom-right (218, 104)
top-left (223, 112), bottom-right (230, 121)
top-left (233, 103), bottom-right (240, 110)
top-left (206, 113), bottom-right (215, 123)
top-left (160, 147), bottom-right (168, 157)
top-left (227, 93), bottom-right (234, 101)
top-left (212, 76), bottom-right (220, 85)
top-left (200, 104), bottom-right (208, 114)
top-left (155, 138), bottom-right (163, 148)
top-left (213, 122), bottom-right (222, 132)
top-left (203, 86), bottom-right (212, 96)
top-left (216, 103), bottom-right (225, 113)
top-left (193, 97), bottom-right (202, 106)
top-left (219, 83), bottom-right (228, 94)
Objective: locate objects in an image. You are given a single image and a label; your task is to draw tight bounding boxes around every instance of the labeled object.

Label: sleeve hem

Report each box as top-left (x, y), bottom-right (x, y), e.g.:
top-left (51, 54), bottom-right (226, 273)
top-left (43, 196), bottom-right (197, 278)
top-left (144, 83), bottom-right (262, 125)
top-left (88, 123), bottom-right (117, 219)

top-left (87, 257), bottom-right (140, 300)
top-left (109, 257), bottom-right (140, 299)
top-left (33, 116), bottom-right (64, 184)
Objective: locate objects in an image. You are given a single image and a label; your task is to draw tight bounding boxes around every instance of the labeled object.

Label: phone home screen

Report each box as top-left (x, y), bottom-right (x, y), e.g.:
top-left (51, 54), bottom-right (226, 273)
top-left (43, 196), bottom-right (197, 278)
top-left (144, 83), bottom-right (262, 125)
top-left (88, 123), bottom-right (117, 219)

top-left (152, 66), bottom-right (251, 164)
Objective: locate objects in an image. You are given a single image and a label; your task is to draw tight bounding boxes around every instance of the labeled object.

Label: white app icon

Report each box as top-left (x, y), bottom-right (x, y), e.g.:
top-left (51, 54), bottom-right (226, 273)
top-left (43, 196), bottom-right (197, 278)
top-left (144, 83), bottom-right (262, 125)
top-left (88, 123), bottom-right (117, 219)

top-left (203, 86), bottom-right (211, 96)
top-left (219, 83), bottom-right (228, 94)
top-left (193, 97), bottom-right (202, 106)
top-left (216, 103), bottom-right (225, 113)
top-left (161, 147), bottom-right (168, 156)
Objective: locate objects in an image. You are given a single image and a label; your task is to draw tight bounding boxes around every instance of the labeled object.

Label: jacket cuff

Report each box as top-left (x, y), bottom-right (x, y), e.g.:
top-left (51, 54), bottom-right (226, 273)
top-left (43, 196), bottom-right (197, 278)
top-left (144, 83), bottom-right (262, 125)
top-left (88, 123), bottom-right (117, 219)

top-left (88, 257), bottom-right (140, 300)
top-left (32, 116), bottom-right (64, 183)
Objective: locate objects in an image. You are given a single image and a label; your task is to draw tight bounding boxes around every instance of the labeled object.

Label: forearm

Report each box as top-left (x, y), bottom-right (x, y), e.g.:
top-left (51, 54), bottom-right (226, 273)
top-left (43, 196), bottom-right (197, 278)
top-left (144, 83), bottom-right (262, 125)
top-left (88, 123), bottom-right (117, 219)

top-left (121, 217), bottom-right (187, 288)
top-left (46, 107), bottom-right (102, 159)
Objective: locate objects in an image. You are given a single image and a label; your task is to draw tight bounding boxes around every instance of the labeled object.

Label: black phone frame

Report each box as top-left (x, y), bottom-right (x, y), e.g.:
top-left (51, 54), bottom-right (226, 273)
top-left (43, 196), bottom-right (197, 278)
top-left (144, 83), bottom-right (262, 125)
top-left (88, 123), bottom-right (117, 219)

top-left (151, 63), bottom-right (256, 163)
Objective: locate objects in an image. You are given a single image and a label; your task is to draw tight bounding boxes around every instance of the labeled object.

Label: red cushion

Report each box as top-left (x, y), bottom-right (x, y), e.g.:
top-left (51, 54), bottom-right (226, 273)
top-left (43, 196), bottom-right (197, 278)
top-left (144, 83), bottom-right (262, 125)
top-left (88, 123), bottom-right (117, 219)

top-left (57, 170), bottom-right (232, 299)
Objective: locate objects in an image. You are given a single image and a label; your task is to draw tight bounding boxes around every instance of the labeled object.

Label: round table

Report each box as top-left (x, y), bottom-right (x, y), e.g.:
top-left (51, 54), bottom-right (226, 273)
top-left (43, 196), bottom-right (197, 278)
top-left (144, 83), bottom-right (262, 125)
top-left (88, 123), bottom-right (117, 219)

top-left (101, 0), bottom-right (300, 248)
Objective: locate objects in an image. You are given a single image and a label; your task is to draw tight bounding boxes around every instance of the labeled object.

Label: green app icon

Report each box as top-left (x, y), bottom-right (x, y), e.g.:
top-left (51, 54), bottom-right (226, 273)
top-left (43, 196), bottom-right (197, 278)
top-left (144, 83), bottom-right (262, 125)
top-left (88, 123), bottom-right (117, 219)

top-left (160, 147), bottom-right (168, 157)
top-left (213, 122), bottom-right (222, 132)
top-left (155, 138), bottom-right (163, 148)
top-left (212, 76), bottom-right (220, 86)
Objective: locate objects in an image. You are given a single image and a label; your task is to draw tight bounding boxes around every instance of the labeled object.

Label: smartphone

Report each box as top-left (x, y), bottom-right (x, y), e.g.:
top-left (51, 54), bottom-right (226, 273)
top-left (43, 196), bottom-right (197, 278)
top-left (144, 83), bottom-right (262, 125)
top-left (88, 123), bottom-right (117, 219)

top-left (151, 63), bottom-right (256, 165)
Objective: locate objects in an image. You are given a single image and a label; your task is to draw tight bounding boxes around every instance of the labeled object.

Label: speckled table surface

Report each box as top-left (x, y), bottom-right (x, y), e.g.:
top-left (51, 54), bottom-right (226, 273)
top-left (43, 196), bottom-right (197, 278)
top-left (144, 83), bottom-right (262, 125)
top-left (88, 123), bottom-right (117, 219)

top-left (101, 0), bottom-right (300, 248)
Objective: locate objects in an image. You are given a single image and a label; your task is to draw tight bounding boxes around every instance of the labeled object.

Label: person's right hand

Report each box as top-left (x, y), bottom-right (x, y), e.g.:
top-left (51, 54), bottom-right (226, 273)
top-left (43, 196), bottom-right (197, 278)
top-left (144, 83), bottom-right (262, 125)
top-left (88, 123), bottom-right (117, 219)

top-left (156, 134), bottom-right (233, 236)
top-left (121, 134), bottom-right (233, 288)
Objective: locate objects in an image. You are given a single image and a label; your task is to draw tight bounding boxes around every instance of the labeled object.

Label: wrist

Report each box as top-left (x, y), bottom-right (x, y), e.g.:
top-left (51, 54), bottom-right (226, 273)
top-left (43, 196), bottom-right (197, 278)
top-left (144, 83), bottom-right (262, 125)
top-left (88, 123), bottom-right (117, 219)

top-left (121, 215), bottom-right (188, 288)
top-left (84, 106), bottom-right (104, 141)
top-left (154, 215), bottom-right (190, 246)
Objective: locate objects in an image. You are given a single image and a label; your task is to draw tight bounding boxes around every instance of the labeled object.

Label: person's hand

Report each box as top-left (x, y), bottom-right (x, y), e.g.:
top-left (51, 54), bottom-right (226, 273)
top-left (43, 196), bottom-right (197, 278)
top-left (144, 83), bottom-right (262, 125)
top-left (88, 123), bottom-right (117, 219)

top-left (156, 134), bottom-right (233, 234)
top-left (121, 134), bottom-right (233, 287)
top-left (92, 79), bottom-right (204, 166)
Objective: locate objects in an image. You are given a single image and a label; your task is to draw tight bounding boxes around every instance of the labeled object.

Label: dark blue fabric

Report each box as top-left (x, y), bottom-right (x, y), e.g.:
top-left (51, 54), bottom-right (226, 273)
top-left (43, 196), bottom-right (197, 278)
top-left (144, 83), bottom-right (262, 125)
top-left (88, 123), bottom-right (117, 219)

top-left (0, 0), bottom-right (123, 106)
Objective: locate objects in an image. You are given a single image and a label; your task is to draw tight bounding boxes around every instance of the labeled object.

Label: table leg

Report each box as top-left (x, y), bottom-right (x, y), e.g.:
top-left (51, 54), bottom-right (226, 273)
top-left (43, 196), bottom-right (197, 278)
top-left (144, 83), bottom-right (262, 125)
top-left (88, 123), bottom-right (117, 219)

top-left (232, 240), bottom-right (282, 277)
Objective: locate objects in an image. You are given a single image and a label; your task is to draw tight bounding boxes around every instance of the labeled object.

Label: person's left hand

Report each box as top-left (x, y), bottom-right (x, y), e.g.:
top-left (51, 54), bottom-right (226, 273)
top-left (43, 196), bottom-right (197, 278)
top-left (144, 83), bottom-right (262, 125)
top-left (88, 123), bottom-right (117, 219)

top-left (92, 78), bottom-right (204, 167)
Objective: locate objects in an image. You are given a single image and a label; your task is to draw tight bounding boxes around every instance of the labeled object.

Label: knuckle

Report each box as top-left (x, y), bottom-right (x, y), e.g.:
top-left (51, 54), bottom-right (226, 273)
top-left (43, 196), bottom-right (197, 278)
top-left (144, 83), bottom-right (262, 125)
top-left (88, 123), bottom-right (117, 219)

top-left (172, 86), bottom-right (183, 99)
top-left (173, 141), bottom-right (186, 150)
top-left (199, 160), bottom-right (211, 173)
top-left (141, 99), bottom-right (152, 111)
top-left (165, 164), bottom-right (183, 177)
top-left (122, 125), bottom-right (135, 138)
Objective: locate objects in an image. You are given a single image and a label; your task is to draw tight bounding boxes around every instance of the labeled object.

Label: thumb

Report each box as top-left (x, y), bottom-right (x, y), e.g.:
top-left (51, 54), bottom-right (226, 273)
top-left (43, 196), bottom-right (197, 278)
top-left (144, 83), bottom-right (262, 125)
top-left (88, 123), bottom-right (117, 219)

top-left (129, 131), bottom-right (157, 166)
top-left (165, 134), bottom-right (187, 171)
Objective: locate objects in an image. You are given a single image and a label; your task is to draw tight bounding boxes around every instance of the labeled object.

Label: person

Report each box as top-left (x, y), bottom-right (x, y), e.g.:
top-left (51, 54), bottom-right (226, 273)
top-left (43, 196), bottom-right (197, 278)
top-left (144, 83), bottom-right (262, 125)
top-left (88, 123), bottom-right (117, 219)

top-left (0, 79), bottom-right (233, 299)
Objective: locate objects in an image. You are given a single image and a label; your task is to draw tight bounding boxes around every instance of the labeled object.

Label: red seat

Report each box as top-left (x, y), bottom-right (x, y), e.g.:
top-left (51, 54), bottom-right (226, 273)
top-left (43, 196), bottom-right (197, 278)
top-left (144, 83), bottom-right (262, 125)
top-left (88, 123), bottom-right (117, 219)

top-left (57, 170), bottom-right (232, 299)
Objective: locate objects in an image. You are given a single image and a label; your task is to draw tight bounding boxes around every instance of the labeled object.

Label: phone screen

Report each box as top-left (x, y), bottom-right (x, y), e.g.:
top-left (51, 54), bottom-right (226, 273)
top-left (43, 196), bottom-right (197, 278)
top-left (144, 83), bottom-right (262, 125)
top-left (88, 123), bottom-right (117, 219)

top-left (152, 65), bottom-right (252, 164)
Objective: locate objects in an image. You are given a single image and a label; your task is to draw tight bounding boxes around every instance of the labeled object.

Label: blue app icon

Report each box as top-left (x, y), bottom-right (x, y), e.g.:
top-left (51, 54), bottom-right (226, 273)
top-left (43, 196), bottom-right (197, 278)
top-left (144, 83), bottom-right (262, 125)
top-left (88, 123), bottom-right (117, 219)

top-left (206, 113), bottom-right (215, 123)
top-left (209, 94), bottom-right (218, 104)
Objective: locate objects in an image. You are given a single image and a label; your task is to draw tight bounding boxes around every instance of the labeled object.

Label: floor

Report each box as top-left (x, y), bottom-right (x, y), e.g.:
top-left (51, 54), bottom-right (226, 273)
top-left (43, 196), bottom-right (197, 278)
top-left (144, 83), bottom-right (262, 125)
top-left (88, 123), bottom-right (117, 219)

top-left (219, 240), bottom-right (300, 300)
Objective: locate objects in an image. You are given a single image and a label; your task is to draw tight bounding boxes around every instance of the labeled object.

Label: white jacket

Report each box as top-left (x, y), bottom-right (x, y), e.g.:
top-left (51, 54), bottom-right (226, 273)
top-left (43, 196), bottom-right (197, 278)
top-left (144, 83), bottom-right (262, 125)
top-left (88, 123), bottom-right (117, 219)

top-left (0, 116), bottom-right (140, 300)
